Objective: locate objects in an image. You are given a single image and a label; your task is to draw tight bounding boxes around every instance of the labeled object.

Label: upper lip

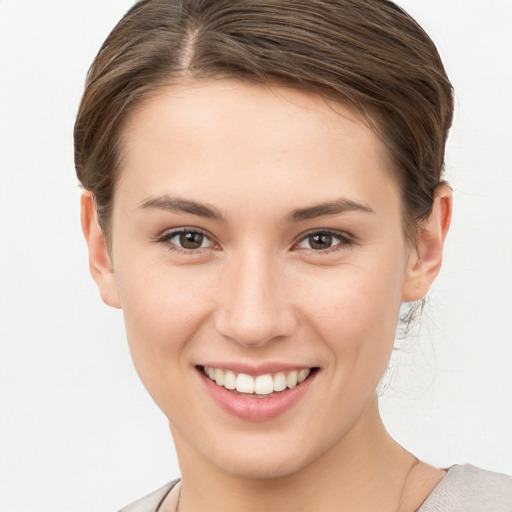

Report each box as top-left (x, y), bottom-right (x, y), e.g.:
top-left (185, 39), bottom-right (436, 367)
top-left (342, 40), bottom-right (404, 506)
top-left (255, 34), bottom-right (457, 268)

top-left (197, 362), bottom-right (318, 376)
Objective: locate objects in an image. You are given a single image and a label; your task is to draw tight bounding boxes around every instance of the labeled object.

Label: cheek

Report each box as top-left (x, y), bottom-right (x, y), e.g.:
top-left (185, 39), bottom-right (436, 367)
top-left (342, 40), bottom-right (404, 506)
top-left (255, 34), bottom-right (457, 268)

top-left (297, 261), bottom-right (404, 339)
top-left (295, 259), bottom-right (405, 384)
top-left (115, 262), bottom-right (216, 389)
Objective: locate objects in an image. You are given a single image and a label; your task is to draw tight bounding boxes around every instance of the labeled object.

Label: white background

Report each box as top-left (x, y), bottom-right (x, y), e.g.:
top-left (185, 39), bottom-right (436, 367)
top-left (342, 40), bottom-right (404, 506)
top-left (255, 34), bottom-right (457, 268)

top-left (1, 1), bottom-right (511, 511)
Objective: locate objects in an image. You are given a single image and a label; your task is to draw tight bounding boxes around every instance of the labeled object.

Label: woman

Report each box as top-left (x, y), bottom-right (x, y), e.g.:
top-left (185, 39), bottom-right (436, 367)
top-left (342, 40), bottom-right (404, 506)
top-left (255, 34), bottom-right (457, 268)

top-left (74, 1), bottom-right (511, 511)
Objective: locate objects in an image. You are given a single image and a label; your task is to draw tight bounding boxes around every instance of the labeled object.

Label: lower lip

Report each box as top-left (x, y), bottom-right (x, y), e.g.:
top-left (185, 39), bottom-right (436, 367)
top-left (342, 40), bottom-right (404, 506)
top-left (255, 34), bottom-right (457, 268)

top-left (199, 370), bottom-right (317, 422)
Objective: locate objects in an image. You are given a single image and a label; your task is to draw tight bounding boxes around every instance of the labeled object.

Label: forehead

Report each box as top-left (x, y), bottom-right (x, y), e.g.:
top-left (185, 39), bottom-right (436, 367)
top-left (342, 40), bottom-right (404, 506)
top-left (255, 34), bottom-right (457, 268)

top-left (117, 80), bottom-right (400, 218)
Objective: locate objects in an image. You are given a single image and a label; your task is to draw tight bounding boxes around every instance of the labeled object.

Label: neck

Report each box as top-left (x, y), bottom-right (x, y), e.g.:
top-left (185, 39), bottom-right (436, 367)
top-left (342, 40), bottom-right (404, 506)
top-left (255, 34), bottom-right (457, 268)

top-left (172, 398), bottom-right (420, 512)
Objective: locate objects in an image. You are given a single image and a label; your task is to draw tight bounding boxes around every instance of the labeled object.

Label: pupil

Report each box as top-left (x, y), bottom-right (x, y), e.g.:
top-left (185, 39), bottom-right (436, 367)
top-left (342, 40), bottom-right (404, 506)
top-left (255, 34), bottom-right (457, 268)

top-left (310, 233), bottom-right (332, 250)
top-left (180, 232), bottom-right (203, 249)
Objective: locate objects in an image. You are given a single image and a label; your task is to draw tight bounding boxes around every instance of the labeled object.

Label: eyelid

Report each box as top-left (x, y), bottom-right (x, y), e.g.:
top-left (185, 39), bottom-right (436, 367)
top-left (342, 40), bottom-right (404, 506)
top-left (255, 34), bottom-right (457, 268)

top-left (152, 227), bottom-right (354, 254)
top-left (154, 226), bottom-right (218, 251)
top-left (293, 228), bottom-right (354, 252)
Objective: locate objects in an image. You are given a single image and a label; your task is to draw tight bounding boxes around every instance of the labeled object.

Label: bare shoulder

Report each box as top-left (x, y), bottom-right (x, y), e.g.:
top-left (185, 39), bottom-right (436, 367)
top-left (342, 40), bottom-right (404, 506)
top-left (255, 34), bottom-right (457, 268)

top-left (400, 461), bottom-right (447, 512)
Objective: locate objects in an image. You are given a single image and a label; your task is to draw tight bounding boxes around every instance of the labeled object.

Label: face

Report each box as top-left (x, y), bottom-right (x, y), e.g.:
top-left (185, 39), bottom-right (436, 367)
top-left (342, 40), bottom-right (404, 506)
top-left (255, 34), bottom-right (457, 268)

top-left (97, 81), bottom-right (421, 479)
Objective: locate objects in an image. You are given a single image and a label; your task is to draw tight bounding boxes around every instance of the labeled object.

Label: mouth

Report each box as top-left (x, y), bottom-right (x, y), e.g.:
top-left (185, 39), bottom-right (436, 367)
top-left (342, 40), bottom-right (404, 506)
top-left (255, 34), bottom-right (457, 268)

top-left (199, 365), bottom-right (317, 398)
top-left (197, 364), bottom-right (319, 415)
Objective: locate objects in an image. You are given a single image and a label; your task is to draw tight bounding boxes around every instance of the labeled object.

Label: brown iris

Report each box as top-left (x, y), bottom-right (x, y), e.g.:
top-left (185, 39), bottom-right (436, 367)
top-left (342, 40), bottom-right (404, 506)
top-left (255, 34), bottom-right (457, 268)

top-left (180, 231), bottom-right (204, 249)
top-left (308, 233), bottom-right (334, 250)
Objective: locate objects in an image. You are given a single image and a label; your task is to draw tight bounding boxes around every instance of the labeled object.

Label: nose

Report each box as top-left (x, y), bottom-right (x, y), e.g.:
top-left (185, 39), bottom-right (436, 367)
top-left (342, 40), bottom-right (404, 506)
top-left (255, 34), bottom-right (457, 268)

top-left (214, 251), bottom-right (297, 348)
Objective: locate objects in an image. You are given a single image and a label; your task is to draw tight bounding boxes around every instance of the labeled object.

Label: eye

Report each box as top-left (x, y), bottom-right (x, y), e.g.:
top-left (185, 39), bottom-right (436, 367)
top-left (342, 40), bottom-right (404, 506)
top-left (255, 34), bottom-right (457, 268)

top-left (296, 230), bottom-right (351, 252)
top-left (158, 228), bottom-right (215, 251)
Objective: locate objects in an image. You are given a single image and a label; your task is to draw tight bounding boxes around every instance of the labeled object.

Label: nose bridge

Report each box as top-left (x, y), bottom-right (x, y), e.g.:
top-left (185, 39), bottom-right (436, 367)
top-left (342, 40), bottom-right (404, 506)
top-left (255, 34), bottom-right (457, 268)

top-left (215, 246), bottom-right (294, 347)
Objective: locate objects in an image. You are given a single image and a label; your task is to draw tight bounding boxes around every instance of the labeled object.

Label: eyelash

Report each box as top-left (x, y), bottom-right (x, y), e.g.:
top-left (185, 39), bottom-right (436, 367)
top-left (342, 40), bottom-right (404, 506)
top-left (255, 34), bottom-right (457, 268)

top-left (294, 229), bottom-right (354, 255)
top-left (154, 228), bottom-right (353, 255)
top-left (155, 228), bottom-right (217, 255)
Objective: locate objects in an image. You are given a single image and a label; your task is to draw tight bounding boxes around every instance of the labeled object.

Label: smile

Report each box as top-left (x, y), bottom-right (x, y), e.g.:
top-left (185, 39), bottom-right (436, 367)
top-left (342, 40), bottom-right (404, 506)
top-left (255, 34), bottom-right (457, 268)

top-left (198, 364), bottom-right (319, 421)
top-left (202, 366), bottom-right (312, 397)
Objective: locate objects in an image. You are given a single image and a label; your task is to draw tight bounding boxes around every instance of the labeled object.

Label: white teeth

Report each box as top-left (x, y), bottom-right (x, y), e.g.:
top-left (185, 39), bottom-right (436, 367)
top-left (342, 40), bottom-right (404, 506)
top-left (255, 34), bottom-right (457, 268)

top-left (298, 369), bottom-right (310, 383)
top-left (286, 371), bottom-right (298, 389)
top-left (273, 372), bottom-right (287, 392)
top-left (224, 370), bottom-right (236, 390)
top-left (214, 368), bottom-right (225, 386)
top-left (254, 374), bottom-right (274, 394)
top-left (236, 373), bottom-right (255, 393)
top-left (203, 367), bottom-right (313, 395)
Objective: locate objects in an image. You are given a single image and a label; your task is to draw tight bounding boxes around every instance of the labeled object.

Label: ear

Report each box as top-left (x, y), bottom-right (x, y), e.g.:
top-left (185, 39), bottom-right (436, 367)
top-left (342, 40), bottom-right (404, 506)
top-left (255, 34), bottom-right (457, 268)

top-left (402, 184), bottom-right (453, 302)
top-left (80, 191), bottom-right (121, 309)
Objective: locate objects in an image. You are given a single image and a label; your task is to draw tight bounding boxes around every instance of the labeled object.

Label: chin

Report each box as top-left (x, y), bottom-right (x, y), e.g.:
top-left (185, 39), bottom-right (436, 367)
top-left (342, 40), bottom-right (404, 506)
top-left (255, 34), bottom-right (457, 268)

top-left (215, 450), bottom-right (313, 480)
top-left (193, 428), bottom-right (331, 481)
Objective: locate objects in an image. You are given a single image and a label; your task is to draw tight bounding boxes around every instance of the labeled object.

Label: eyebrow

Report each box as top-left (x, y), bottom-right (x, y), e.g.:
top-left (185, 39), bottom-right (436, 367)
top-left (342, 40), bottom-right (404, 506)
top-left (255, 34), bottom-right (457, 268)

top-left (139, 194), bottom-right (374, 222)
top-left (288, 198), bottom-right (375, 221)
top-left (139, 195), bottom-right (225, 220)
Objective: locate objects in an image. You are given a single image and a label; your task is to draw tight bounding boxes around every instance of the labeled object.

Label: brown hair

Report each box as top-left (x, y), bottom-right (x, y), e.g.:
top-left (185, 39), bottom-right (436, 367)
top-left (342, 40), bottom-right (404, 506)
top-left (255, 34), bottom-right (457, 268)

top-left (74, 0), bottom-right (453, 242)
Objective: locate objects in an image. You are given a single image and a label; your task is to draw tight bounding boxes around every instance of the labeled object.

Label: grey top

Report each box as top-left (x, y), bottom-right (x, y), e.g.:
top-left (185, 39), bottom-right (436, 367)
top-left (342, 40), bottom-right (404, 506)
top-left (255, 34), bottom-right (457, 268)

top-left (118, 464), bottom-right (512, 512)
top-left (417, 464), bottom-right (512, 512)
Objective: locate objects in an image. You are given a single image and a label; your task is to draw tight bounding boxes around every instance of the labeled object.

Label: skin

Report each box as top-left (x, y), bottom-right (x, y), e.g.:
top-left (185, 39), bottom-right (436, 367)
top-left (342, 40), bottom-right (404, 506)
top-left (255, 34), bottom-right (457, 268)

top-left (82, 81), bottom-right (452, 512)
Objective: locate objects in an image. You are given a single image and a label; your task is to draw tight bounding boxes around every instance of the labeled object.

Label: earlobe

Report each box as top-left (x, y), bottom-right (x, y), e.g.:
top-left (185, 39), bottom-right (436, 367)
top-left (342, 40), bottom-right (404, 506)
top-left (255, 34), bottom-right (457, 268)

top-left (80, 191), bottom-right (121, 309)
top-left (402, 184), bottom-right (453, 302)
